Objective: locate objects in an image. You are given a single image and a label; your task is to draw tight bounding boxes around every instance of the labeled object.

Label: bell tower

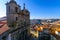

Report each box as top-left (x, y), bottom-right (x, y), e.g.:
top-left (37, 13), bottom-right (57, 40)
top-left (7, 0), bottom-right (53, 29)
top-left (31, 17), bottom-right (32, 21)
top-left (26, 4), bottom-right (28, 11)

top-left (6, 0), bottom-right (21, 27)
top-left (22, 3), bottom-right (30, 25)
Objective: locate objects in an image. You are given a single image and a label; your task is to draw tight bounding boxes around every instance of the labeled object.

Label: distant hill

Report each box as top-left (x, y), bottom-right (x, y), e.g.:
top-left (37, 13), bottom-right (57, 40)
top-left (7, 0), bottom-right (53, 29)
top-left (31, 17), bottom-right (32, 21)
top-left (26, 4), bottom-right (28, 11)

top-left (0, 17), bottom-right (60, 24)
top-left (30, 19), bottom-right (60, 25)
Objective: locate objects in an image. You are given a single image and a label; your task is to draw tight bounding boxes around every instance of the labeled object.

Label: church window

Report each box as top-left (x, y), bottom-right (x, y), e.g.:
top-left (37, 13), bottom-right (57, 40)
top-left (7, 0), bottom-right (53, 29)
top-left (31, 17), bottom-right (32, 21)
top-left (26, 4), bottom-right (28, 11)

top-left (15, 7), bottom-right (18, 13)
top-left (9, 6), bottom-right (10, 12)
top-left (16, 17), bottom-right (18, 21)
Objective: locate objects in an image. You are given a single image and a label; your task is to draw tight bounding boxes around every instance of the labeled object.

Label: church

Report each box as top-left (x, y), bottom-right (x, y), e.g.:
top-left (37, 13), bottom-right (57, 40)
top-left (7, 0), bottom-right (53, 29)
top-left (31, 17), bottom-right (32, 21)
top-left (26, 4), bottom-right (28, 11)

top-left (0, 0), bottom-right (30, 40)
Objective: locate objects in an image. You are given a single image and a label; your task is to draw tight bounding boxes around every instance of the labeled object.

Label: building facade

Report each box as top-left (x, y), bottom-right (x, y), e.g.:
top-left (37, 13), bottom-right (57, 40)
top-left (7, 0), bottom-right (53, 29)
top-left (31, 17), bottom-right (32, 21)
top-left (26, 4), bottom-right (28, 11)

top-left (0, 0), bottom-right (30, 40)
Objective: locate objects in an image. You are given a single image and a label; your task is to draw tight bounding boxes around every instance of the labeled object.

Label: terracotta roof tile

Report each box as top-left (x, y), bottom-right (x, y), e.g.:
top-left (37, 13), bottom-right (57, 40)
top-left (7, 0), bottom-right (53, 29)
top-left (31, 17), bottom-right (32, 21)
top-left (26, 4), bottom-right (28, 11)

top-left (0, 24), bottom-right (10, 35)
top-left (0, 20), bottom-right (10, 35)
top-left (0, 20), bottom-right (7, 28)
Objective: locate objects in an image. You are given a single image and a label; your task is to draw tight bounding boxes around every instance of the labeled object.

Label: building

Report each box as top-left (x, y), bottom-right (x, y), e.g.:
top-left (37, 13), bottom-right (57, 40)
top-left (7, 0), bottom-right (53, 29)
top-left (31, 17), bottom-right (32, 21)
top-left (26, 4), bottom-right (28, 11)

top-left (0, 0), bottom-right (30, 40)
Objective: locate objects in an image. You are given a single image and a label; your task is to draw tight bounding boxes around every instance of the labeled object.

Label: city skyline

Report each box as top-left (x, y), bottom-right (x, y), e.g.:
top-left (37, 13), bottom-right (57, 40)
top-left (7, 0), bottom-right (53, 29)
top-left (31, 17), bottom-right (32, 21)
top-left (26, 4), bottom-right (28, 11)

top-left (0, 0), bottom-right (60, 19)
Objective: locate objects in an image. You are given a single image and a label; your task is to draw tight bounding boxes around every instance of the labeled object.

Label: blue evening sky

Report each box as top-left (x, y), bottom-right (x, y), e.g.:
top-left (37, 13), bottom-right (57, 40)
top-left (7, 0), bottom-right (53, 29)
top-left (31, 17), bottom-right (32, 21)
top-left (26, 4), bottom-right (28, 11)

top-left (0, 0), bottom-right (60, 19)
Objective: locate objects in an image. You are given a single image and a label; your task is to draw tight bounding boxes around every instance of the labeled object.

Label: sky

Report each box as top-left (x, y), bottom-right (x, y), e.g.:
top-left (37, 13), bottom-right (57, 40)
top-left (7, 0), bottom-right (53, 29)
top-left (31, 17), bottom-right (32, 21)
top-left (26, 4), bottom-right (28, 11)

top-left (0, 0), bottom-right (60, 19)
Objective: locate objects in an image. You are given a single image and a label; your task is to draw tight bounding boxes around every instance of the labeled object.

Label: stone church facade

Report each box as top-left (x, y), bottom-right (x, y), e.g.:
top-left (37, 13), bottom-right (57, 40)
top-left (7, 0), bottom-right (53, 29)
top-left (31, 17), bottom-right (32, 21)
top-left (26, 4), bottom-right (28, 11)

top-left (0, 0), bottom-right (30, 40)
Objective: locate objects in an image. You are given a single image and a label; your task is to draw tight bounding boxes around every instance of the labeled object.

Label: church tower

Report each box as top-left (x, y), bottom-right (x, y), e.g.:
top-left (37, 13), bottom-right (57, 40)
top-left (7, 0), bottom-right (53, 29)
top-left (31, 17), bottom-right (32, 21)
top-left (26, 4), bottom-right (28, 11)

top-left (22, 3), bottom-right (30, 26)
top-left (5, 0), bottom-right (30, 40)
top-left (6, 0), bottom-right (21, 27)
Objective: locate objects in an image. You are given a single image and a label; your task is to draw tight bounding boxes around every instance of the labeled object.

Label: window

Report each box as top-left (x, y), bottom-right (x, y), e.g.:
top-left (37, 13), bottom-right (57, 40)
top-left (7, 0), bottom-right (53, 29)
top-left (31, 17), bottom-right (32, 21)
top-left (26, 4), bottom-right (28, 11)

top-left (16, 17), bottom-right (18, 21)
top-left (15, 7), bottom-right (18, 12)
top-left (9, 6), bottom-right (10, 12)
top-left (2, 36), bottom-right (6, 40)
